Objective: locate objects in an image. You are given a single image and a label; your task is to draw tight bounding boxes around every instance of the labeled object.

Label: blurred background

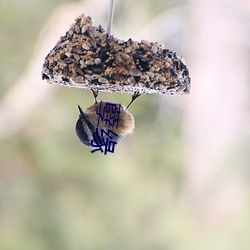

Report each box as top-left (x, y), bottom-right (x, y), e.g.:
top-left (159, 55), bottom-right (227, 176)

top-left (1, 0), bottom-right (250, 249)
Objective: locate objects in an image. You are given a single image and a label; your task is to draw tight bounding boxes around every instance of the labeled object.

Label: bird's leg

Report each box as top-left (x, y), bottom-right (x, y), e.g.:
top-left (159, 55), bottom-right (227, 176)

top-left (91, 89), bottom-right (99, 104)
top-left (126, 91), bottom-right (141, 110)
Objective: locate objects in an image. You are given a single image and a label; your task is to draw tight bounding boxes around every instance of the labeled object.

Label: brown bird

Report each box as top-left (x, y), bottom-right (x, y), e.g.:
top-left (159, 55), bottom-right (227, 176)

top-left (76, 91), bottom-right (135, 148)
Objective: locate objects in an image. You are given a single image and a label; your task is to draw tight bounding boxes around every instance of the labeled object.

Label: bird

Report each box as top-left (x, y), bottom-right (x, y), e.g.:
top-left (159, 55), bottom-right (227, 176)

top-left (75, 90), bottom-right (135, 149)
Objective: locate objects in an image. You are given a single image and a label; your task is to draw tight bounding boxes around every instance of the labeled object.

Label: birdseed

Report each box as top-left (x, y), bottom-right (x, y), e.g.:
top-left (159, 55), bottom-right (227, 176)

top-left (42, 14), bottom-right (190, 95)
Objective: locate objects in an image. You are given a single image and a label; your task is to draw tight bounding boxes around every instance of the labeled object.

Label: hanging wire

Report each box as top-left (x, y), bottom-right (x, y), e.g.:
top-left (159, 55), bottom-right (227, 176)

top-left (107, 0), bottom-right (115, 34)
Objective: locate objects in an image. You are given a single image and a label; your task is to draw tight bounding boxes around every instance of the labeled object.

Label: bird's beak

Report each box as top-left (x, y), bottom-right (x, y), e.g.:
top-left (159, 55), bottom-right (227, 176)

top-left (77, 105), bottom-right (86, 119)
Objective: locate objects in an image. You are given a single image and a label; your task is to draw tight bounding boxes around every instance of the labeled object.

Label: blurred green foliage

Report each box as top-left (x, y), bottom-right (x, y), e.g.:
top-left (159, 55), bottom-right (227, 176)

top-left (1, 1), bottom-right (250, 250)
top-left (0, 0), bottom-right (70, 97)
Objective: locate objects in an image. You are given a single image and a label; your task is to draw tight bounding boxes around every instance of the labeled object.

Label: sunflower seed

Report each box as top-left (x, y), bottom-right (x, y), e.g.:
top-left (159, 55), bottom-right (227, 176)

top-left (141, 40), bottom-right (150, 47)
top-left (98, 77), bottom-right (109, 84)
top-left (82, 43), bottom-right (90, 50)
top-left (151, 45), bottom-right (158, 54)
top-left (127, 77), bottom-right (135, 84)
top-left (118, 39), bottom-right (125, 45)
top-left (72, 76), bottom-right (84, 83)
top-left (75, 24), bottom-right (80, 34)
top-left (63, 58), bottom-right (75, 64)
top-left (132, 41), bottom-right (139, 50)
top-left (59, 40), bottom-right (69, 47)
top-left (65, 52), bottom-right (72, 58)
top-left (147, 72), bottom-right (154, 78)
top-left (74, 66), bottom-right (83, 75)
top-left (84, 74), bottom-right (92, 80)
top-left (81, 25), bottom-right (88, 34)
top-left (85, 60), bottom-right (94, 65)
top-left (129, 68), bottom-right (142, 77)
top-left (57, 59), bottom-right (67, 66)
top-left (140, 75), bottom-right (149, 82)
top-left (92, 74), bottom-right (101, 79)
top-left (72, 53), bottom-right (80, 60)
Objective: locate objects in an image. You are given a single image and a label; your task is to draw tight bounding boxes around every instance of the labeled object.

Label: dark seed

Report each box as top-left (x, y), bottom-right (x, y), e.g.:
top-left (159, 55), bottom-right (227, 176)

top-left (42, 73), bottom-right (50, 80)
top-left (170, 69), bottom-right (177, 78)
